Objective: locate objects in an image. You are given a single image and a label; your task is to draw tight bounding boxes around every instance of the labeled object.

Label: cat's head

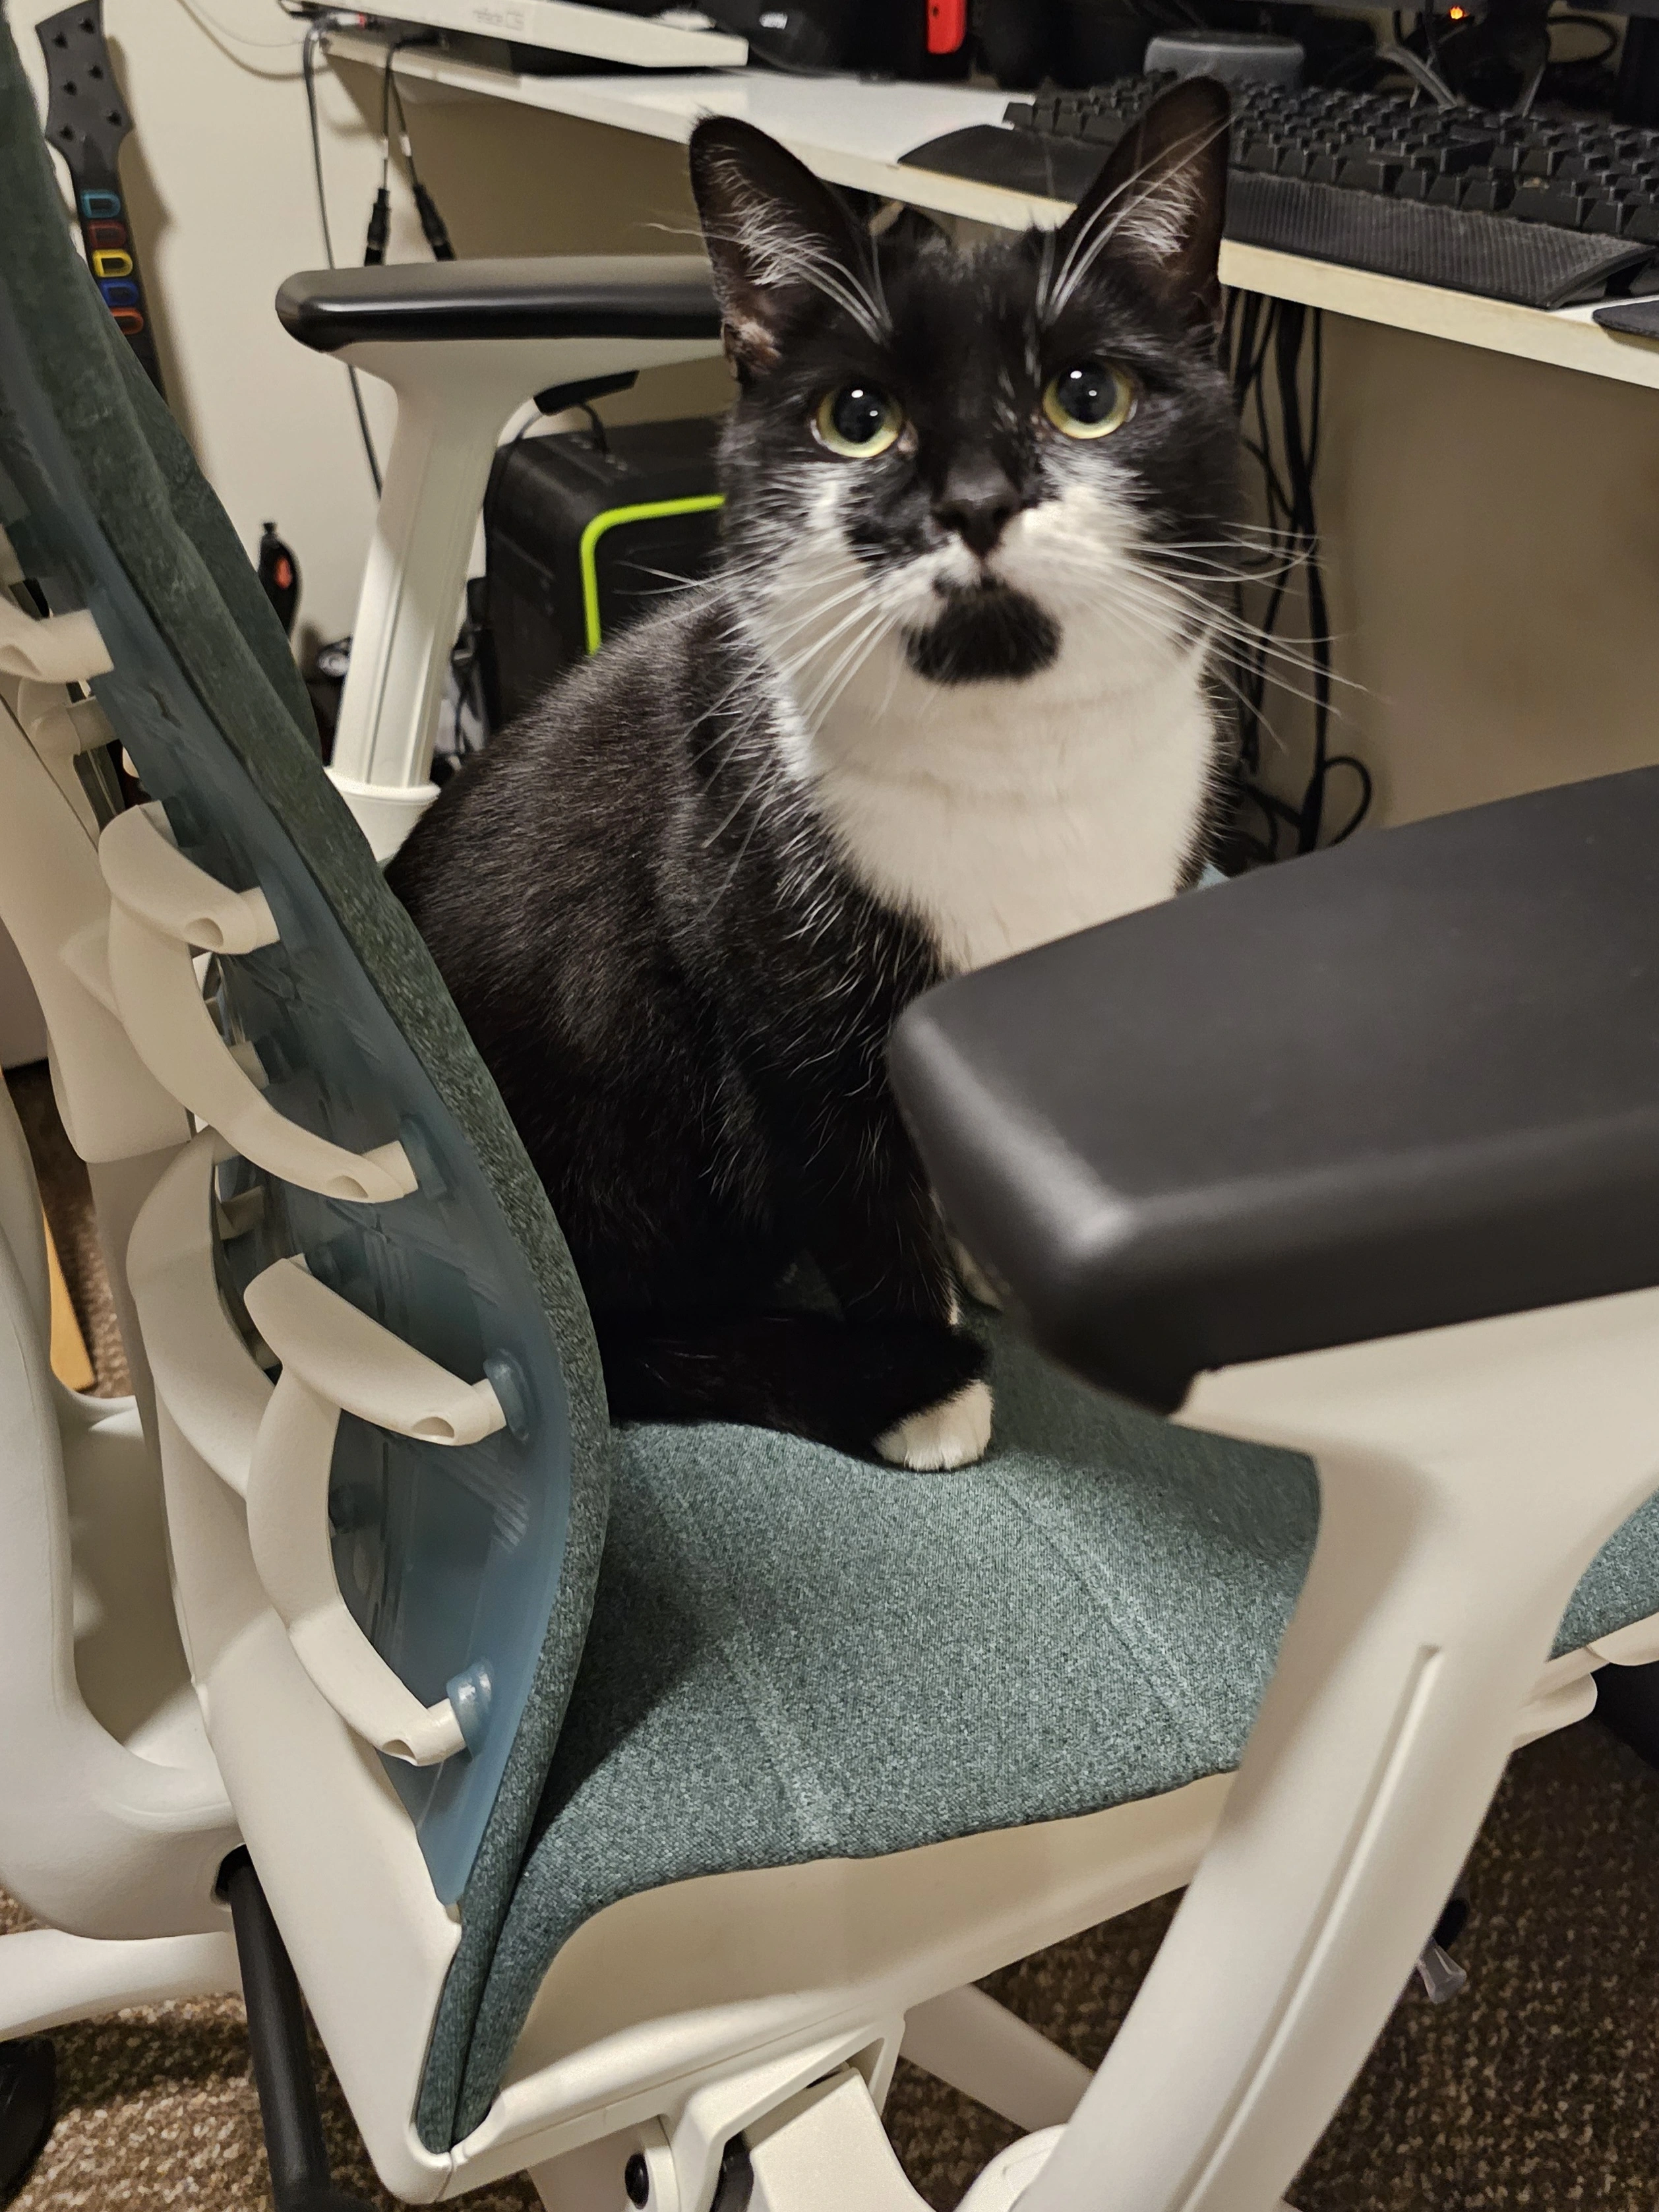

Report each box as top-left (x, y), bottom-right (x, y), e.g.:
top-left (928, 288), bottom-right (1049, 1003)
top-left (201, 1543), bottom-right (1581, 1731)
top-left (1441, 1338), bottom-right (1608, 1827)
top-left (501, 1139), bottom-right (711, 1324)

top-left (688, 84), bottom-right (1242, 716)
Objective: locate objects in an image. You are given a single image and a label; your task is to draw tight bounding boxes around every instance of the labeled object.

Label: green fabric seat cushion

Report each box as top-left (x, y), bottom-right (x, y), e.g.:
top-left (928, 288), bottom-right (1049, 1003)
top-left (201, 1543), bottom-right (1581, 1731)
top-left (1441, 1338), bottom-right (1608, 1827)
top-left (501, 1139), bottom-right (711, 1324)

top-left (447, 1330), bottom-right (1659, 2137)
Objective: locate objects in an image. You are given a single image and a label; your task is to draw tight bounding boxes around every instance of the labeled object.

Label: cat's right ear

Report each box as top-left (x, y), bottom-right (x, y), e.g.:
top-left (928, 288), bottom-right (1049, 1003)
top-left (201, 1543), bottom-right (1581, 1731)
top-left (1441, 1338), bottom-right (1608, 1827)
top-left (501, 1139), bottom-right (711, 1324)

top-left (1049, 77), bottom-right (1230, 328)
top-left (689, 117), bottom-right (882, 379)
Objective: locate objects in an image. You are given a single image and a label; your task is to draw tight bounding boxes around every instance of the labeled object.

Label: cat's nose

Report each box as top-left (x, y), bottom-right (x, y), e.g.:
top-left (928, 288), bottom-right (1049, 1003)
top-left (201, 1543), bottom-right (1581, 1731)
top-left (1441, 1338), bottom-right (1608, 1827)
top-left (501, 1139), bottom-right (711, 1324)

top-left (933, 459), bottom-right (1021, 559)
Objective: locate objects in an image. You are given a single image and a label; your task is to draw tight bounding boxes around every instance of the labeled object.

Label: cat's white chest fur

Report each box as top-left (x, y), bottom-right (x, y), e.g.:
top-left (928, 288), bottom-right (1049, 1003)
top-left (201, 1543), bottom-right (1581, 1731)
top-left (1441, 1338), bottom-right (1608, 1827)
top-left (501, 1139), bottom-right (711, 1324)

top-left (793, 635), bottom-right (1215, 972)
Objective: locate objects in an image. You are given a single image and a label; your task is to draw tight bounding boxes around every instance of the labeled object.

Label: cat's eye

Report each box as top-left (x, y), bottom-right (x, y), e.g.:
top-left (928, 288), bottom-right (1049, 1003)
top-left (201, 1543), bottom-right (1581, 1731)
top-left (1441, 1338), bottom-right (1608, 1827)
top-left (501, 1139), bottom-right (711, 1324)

top-left (1042, 361), bottom-right (1135, 440)
top-left (814, 383), bottom-right (903, 459)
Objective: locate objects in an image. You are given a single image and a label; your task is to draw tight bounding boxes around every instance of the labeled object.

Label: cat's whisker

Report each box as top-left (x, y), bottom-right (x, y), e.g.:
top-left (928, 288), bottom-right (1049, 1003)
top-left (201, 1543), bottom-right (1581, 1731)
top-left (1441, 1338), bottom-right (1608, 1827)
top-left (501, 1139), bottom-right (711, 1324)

top-left (1035, 551), bottom-right (1362, 695)
top-left (787, 609), bottom-right (894, 730)
top-left (800, 604), bottom-right (905, 733)
top-left (771, 595), bottom-right (891, 697)
top-left (698, 207), bottom-right (888, 345)
top-left (752, 572), bottom-right (876, 639)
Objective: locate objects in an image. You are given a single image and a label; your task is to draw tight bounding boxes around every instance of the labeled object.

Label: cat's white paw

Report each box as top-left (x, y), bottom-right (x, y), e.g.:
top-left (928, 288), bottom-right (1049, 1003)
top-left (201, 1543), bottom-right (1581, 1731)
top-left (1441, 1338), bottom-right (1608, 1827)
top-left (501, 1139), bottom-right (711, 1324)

top-left (951, 1237), bottom-right (1004, 1312)
top-left (876, 1378), bottom-right (994, 1471)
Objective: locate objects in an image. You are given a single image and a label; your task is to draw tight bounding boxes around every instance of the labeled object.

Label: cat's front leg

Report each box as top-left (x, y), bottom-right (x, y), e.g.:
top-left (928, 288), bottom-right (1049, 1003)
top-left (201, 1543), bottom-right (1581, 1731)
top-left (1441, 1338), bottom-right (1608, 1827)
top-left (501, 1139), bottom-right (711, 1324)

top-left (804, 1142), bottom-right (994, 1471)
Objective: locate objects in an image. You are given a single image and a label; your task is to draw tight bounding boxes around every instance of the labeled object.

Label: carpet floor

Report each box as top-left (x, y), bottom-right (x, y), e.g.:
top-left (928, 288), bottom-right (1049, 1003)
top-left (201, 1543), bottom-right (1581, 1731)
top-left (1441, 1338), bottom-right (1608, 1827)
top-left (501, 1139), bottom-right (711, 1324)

top-left (9, 1066), bottom-right (1659, 2209)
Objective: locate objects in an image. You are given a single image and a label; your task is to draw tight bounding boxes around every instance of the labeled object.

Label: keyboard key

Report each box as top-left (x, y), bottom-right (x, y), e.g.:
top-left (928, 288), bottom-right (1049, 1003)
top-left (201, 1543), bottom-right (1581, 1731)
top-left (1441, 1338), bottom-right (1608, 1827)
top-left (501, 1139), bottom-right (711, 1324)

top-left (1461, 176), bottom-right (1514, 212)
top-left (1512, 184), bottom-right (1586, 227)
top-left (1340, 156), bottom-right (1404, 193)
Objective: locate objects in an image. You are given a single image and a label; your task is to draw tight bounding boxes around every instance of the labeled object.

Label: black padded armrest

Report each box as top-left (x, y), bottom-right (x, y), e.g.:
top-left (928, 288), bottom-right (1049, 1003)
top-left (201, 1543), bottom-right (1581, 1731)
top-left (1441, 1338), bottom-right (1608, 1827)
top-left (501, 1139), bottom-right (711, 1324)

top-left (890, 769), bottom-right (1659, 1413)
top-left (276, 255), bottom-right (719, 354)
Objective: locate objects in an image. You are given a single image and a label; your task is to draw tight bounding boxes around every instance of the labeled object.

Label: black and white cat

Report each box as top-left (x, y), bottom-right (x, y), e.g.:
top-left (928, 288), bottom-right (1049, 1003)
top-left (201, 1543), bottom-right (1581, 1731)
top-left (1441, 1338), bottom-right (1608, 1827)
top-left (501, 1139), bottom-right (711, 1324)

top-left (390, 80), bottom-right (1242, 1471)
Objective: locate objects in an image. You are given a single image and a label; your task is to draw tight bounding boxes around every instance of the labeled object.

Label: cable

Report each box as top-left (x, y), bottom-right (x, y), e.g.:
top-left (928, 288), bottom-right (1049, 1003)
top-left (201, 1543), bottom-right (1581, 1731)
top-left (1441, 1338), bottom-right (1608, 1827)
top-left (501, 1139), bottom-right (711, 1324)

top-left (388, 67), bottom-right (456, 259)
top-left (303, 18), bottom-right (382, 496)
top-left (1220, 293), bottom-right (1368, 865)
top-left (366, 43), bottom-right (456, 264)
top-left (169, 0), bottom-right (305, 74)
top-left (1377, 38), bottom-right (1463, 106)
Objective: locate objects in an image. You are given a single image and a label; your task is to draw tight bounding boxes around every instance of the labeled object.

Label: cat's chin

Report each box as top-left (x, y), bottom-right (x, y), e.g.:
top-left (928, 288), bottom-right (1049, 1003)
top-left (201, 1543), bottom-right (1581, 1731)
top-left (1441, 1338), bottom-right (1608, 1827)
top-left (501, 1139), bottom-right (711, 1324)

top-left (903, 584), bottom-right (1060, 687)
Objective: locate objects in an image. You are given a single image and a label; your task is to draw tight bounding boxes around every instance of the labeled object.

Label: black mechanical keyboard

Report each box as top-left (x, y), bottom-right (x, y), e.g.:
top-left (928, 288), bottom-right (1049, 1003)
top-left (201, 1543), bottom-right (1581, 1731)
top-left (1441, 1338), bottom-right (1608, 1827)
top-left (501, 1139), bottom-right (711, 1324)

top-left (899, 77), bottom-right (1659, 308)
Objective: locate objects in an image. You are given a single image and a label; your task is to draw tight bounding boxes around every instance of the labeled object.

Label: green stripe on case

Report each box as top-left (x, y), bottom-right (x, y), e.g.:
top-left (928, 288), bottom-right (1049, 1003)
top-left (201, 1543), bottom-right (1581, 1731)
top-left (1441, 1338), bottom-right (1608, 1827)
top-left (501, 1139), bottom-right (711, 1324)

top-left (578, 495), bottom-right (725, 654)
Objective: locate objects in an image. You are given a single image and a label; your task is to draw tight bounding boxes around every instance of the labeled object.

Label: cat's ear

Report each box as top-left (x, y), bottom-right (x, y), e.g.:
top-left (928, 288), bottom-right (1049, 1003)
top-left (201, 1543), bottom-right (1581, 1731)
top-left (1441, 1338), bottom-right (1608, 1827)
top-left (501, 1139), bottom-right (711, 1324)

top-left (689, 117), bottom-right (883, 377)
top-left (1049, 78), bottom-right (1230, 328)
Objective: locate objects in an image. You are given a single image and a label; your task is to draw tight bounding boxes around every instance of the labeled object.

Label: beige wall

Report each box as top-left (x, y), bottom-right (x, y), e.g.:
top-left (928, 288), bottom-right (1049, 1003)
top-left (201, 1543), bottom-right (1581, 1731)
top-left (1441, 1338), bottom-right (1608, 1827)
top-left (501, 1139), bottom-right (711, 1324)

top-left (1246, 309), bottom-right (1659, 832)
top-left (1314, 312), bottom-right (1659, 826)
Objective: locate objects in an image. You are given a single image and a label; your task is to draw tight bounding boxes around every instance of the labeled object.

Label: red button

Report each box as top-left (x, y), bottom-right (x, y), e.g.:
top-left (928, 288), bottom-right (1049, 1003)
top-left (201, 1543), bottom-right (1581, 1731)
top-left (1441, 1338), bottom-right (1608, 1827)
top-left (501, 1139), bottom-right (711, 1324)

top-left (927, 0), bottom-right (966, 52)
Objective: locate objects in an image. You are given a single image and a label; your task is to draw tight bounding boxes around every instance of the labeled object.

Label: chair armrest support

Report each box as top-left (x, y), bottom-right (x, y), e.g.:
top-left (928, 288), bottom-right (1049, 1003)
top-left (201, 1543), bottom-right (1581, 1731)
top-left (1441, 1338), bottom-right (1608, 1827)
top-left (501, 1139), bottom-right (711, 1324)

top-left (277, 259), bottom-right (724, 858)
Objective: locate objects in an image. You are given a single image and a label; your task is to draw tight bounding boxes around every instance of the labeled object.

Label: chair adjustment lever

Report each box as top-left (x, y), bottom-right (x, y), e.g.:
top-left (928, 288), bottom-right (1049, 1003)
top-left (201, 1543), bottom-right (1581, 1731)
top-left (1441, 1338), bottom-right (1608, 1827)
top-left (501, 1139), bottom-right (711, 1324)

top-left (1413, 1875), bottom-right (1470, 2004)
top-left (100, 805), bottom-right (417, 1204)
top-left (242, 1256), bottom-right (506, 1767)
top-left (1412, 1938), bottom-right (1468, 2004)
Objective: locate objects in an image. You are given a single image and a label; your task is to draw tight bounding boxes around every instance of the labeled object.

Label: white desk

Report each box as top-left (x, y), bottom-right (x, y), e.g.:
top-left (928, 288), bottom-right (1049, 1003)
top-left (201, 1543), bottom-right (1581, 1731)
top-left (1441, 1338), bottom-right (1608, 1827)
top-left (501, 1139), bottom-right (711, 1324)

top-left (331, 30), bottom-right (1659, 392)
top-left (323, 30), bottom-right (1659, 836)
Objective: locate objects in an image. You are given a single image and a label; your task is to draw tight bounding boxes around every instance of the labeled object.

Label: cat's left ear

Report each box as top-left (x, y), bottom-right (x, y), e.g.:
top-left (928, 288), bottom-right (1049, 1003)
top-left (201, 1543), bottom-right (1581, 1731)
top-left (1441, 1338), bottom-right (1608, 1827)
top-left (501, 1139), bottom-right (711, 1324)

top-left (1050, 78), bottom-right (1230, 328)
top-left (689, 117), bottom-right (883, 378)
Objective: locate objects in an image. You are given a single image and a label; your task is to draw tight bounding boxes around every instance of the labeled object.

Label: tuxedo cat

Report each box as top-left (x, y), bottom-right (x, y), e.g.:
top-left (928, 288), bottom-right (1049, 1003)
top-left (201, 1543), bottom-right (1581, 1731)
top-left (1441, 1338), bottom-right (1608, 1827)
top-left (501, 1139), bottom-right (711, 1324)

top-left (390, 80), bottom-right (1241, 1469)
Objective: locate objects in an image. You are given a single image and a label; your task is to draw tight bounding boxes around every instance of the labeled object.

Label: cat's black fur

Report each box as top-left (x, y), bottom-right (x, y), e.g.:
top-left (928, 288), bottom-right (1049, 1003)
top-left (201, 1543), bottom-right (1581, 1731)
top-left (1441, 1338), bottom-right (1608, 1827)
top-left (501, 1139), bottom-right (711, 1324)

top-left (390, 82), bottom-right (1240, 1459)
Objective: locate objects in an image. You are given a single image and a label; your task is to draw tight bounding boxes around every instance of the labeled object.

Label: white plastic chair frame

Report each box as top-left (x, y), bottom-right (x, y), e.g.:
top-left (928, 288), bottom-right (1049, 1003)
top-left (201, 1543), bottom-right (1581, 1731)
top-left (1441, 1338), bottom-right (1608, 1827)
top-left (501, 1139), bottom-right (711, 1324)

top-left (323, 330), bottom-right (723, 863)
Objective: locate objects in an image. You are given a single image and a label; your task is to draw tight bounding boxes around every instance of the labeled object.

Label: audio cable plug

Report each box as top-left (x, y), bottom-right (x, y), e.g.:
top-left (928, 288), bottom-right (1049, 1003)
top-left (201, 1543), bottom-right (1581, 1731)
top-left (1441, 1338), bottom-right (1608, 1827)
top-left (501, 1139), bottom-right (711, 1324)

top-left (363, 185), bottom-right (390, 266)
top-left (413, 180), bottom-right (455, 261)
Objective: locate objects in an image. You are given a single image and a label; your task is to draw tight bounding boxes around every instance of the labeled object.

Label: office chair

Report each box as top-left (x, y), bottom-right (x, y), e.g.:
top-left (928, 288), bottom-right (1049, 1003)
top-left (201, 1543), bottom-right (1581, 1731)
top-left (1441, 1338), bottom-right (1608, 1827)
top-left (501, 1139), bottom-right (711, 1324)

top-left (5, 12), bottom-right (1659, 2206)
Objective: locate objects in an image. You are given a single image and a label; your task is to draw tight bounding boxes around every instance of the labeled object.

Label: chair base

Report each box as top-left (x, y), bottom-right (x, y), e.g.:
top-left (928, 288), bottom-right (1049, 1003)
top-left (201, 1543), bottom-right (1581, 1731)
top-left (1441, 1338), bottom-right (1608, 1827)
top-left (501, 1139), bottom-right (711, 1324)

top-left (223, 1854), bottom-right (374, 2212)
top-left (1595, 1658), bottom-right (1659, 1769)
top-left (0, 2036), bottom-right (54, 2207)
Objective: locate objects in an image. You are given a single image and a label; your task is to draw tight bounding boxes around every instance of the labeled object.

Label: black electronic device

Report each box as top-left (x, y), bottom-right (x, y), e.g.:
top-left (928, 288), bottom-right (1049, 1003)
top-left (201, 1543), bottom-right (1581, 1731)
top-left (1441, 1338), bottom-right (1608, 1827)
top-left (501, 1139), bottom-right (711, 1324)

top-left (36, 0), bottom-right (164, 394)
top-left (483, 415), bottom-right (724, 725)
top-left (258, 522), bottom-right (301, 640)
top-left (901, 74), bottom-right (1659, 305)
top-left (502, 0), bottom-right (963, 75)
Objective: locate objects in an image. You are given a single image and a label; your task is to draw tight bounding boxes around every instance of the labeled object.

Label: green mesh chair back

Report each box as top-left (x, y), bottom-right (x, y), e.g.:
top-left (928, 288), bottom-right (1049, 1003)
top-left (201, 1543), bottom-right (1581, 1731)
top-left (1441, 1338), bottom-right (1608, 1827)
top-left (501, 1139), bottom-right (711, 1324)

top-left (0, 11), bottom-right (611, 2150)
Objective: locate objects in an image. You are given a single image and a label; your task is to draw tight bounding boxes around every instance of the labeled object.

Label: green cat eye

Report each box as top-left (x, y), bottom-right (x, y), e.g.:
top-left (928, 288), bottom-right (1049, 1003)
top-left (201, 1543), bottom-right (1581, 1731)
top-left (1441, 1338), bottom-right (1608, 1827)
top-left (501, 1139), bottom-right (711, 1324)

top-left (814, 383), bottom-right (903, 459)
top-left (1042, 361), bottom-right (1135, 440)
